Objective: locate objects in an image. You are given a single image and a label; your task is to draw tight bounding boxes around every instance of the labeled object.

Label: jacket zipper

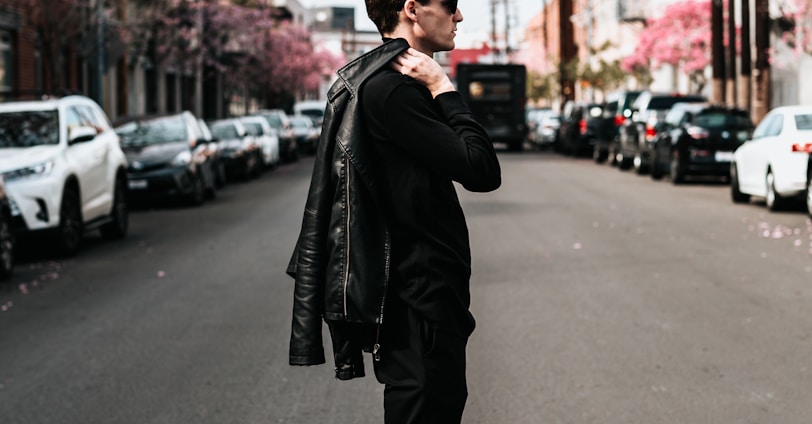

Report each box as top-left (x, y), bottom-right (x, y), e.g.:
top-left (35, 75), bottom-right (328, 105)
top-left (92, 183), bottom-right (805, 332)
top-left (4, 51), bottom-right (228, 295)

top-left (343, 155), bottom-right (351, 318)
top-left (373, 232), bottom-right (391, 362)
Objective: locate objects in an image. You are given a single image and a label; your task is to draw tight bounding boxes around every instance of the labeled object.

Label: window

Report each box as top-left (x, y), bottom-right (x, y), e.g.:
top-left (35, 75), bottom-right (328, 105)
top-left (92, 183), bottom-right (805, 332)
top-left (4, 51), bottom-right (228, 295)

top-left (0, 30), bottom-right (14, 95)
top-left (794, 114), bottom-right (812, 130)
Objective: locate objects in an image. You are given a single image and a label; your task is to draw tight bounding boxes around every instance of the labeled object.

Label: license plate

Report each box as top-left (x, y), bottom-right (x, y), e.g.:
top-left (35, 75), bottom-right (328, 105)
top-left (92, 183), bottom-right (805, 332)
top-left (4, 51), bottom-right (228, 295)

top-left (128, 179), bottom-right (148, 189)
top-left (715, 151), bottom-right (733, 161)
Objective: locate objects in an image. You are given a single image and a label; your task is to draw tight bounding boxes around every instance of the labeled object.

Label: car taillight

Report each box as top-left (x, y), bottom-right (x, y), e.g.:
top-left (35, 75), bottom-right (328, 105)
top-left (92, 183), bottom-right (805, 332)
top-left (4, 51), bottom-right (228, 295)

top-left (579, 119), bottom-right (587, 135)
top-left (645, 125), bottom-right (656, 141)
top-left (614, 115), bottom-right (625, 127)
top-left (791, 143), bottom-right (812, 153)
top-left (686, 126), bottom-right (709, 139)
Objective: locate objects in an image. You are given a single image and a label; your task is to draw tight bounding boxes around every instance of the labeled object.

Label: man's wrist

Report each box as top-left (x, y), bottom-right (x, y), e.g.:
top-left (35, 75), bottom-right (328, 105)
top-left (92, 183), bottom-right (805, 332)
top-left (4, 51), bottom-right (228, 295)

top-left (430, 79), bottom-right (456, 98)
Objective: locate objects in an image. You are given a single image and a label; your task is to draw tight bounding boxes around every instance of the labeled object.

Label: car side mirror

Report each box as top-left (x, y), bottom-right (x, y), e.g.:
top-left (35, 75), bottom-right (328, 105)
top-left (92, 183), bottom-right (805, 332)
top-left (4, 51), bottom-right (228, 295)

top-left (68, 126), bottom-right (97, 145)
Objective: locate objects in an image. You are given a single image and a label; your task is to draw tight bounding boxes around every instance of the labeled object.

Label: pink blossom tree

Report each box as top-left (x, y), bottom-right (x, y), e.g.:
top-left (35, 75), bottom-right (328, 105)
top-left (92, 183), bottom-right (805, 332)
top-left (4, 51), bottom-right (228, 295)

top-left (125, 0), bottom-right (342, 107)
top-left (621, 0), bottom-right (712, 93)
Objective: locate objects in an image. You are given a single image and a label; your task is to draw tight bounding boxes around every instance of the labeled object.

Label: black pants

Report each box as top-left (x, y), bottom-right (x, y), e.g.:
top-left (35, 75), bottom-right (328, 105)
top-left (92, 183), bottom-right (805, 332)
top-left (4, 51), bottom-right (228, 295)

top-left (373, 299), bottom-right (469, 424)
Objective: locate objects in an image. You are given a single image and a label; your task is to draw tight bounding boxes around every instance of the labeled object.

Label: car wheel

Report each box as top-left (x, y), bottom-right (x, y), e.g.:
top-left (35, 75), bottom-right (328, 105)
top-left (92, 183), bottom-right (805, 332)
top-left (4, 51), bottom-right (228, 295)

top-left (633, 152), bottom-right (647, 175)
top-left (650, 151), bottom-right (663, 180)
top-left (56, 184), bottom-right (83, 256)
top-left (188, 174), bottom-right (206, 206)
top-left (730, 163), bottom-right (750, 204)
top-left (252, 152), bottom-right (264, 177)
top-left (618, 150), bottom-right (633, 170)
top-left (215, 161), bottom-right (227, 188)
top-left (100, 175), bottom-right (128, 240)
top-left (806, 173), bottom-right (812, 218)
top-left (670, 154), bottom-right (685, 184)
top-left (765, 169), bottom-right (787, 211)
top-left (0, 213), bottom-right (14, 279)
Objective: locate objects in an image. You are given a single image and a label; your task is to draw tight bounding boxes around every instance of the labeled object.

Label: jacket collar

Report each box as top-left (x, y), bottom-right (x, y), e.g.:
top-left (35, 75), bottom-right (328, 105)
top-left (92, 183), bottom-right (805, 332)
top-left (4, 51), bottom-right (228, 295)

top-left (329, 38), bottom-right (410, 102)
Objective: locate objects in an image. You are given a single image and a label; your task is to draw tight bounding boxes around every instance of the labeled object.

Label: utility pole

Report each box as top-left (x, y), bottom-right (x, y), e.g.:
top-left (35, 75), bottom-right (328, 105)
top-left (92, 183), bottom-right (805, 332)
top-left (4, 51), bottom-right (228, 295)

top-left (727, 0), bottom-right (737, 106)
top-left (491, 0), bottom-right (498, 61)
top-left (753, 0), bottom-right (770, 123)
top-left (711, 0), bottom-right (726, 104)
top-left (740, 0), bottom-right (751, 111)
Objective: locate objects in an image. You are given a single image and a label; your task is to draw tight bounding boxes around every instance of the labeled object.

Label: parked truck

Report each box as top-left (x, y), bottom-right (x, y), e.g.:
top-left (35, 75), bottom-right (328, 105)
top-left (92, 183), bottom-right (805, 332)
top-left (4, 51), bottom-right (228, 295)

top-left (455, 63), bottom-right (527, 151)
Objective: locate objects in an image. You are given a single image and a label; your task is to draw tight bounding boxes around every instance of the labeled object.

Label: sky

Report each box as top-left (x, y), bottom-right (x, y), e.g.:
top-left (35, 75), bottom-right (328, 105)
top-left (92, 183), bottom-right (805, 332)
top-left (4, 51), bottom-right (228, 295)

top-left (305, 0), bottom-right (544, 49)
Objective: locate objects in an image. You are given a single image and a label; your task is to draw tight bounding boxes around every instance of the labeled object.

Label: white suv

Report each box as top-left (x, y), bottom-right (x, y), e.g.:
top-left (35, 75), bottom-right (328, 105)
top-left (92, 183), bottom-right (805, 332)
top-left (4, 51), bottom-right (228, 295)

top-left (0, 95), bottom-right (129, 255)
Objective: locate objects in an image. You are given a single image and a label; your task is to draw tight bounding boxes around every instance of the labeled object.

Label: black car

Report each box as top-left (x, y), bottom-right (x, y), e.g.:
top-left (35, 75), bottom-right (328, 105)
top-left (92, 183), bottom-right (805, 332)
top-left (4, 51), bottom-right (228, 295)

top-left (0, 176), bottom-right (14, 279)
top-left (595, 90), bottom-right (642, 164)
top-left (617, 91), bottom-right (707, 173)
top-left (208, 118), bottom-right (262, 181)
top-left (558, 101), bottom-right (613, 157)
top-left (114, 111), bottom-right (218, 206)
top-left (650, 103), bottom-right (753, 184)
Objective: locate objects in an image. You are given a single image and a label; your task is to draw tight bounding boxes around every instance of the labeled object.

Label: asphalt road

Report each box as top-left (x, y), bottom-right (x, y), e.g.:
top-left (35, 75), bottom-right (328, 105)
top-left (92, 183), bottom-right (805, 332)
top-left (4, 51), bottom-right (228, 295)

top-left (1, 150), bottom-right (811, 424)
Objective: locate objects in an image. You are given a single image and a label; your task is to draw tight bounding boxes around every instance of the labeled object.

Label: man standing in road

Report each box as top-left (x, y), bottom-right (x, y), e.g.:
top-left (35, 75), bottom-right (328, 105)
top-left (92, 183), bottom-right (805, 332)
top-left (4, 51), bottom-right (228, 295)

top-left (287, 0), bottom-right (501, 423)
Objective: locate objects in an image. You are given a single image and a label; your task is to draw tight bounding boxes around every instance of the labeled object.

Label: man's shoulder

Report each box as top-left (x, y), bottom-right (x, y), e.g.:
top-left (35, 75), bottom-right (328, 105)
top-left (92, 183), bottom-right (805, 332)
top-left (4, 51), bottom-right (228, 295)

top-left (363, 69), bottom-right (423, 100)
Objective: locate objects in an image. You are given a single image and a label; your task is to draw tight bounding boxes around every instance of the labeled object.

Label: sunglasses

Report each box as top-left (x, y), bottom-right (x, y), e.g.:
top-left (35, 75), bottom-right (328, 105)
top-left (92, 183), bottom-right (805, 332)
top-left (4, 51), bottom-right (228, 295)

top-left (440, 0), bottom-right (458, 14)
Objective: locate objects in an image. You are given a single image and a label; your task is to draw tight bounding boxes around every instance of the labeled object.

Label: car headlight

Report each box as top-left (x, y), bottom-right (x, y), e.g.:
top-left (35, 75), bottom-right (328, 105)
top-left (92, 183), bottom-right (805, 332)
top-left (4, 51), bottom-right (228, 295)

top-left (2, 160), bottom-right (55, 182)
top-left (171, 150), bottom-right (192, 166)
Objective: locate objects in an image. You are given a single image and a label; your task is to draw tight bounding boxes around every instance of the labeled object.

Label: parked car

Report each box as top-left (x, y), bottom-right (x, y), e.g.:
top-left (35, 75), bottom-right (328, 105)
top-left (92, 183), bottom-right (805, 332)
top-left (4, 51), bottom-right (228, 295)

top-left (250, 109), bottom-right (297, 162)
top-left (525, 107), bottom-right (550, 145)
top-left (731, 105), bottom-right (812, 211)
top-left (617, 91), bottom-right (707, 173)
top-left (239, 116), bottom-right (281, 169)
top-left (114, 111), bottom-right (218, 206)
top-left (597, 89), bottom-right (642, 165)
top-left (527, 108), bottom-right (560, 150)
top-left (0, 176), bottom-right (14, 279)
top-left (557, 101), bottom-right (613, 157)
top-left (0, 95), bottom-right (129, 256)
top-left (293, 100), bottom-right (327, 127)
top-left (208, 118), bottom-right (262, 181)
top-left (649, 103), bottom-right (753, 183)
top-left (288, 115), bottom-right (320, 155)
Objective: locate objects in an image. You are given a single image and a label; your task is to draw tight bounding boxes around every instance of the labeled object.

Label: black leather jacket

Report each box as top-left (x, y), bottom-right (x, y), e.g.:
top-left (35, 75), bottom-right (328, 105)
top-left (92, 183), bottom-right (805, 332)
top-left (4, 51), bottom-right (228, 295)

top-left (287, 39), bottom-right (409, 380)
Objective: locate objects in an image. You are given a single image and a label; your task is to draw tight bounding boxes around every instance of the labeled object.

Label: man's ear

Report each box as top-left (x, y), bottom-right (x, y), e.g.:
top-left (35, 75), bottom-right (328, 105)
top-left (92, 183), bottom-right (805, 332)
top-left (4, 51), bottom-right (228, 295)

top-left (403, 0), bottom-right (417, 20)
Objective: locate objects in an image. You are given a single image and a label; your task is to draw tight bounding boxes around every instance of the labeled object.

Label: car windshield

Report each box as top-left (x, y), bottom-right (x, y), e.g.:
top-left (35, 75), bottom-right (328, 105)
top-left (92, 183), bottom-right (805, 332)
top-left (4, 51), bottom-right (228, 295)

top-left (794, 114), bottom-right (812, 130)
top-left (210, 123), bottom-right (239, 139)
top-left (243, 122), bottom-right (263, 135)
top-left (116, 116), bottom-right (188, 146)
top-left (648, 96), bottom-right (704, 110)
top-left (0, 110), bottom-right (60, 148)
top-left (693, 112), bottom-right (752, 129)
top-left (290, 117), bottom-right (311, 128)
top-left (261, 114), bottom-right (282, 128)
top-left (298, 109), bottom-right (323, 120)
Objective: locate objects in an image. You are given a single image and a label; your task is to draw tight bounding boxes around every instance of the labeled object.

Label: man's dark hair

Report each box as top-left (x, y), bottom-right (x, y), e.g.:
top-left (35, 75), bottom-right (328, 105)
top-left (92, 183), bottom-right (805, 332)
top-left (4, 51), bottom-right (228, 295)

top-left (365, 0), bottom-right (430, 34)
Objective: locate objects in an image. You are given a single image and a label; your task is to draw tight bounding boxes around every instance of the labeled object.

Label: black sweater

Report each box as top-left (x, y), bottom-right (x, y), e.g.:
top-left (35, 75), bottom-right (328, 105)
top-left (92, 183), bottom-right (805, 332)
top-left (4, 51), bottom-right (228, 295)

top-left (360, 66), bottom-right (501, 336)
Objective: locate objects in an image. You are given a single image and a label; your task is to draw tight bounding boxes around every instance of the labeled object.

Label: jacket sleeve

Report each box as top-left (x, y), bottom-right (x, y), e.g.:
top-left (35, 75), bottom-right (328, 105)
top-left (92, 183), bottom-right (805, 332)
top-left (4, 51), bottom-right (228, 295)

top-left (287, 106), bottom-right (341, 366)
top-left (383, 85), bottom-right (501, 192)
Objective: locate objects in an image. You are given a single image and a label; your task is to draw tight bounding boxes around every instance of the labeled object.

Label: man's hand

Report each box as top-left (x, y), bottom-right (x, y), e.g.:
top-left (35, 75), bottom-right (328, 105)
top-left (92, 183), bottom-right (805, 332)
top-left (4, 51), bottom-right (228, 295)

top-left (390, 48), bottom-right (455, 98)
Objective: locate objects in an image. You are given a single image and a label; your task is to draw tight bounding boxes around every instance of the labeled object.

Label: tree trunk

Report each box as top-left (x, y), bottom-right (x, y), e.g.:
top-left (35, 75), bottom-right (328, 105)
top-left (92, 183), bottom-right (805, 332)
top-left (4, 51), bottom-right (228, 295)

top-left (753, 0), bottom-right (770, 124)
top-left (712, 0), bottom-right (726, 103)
